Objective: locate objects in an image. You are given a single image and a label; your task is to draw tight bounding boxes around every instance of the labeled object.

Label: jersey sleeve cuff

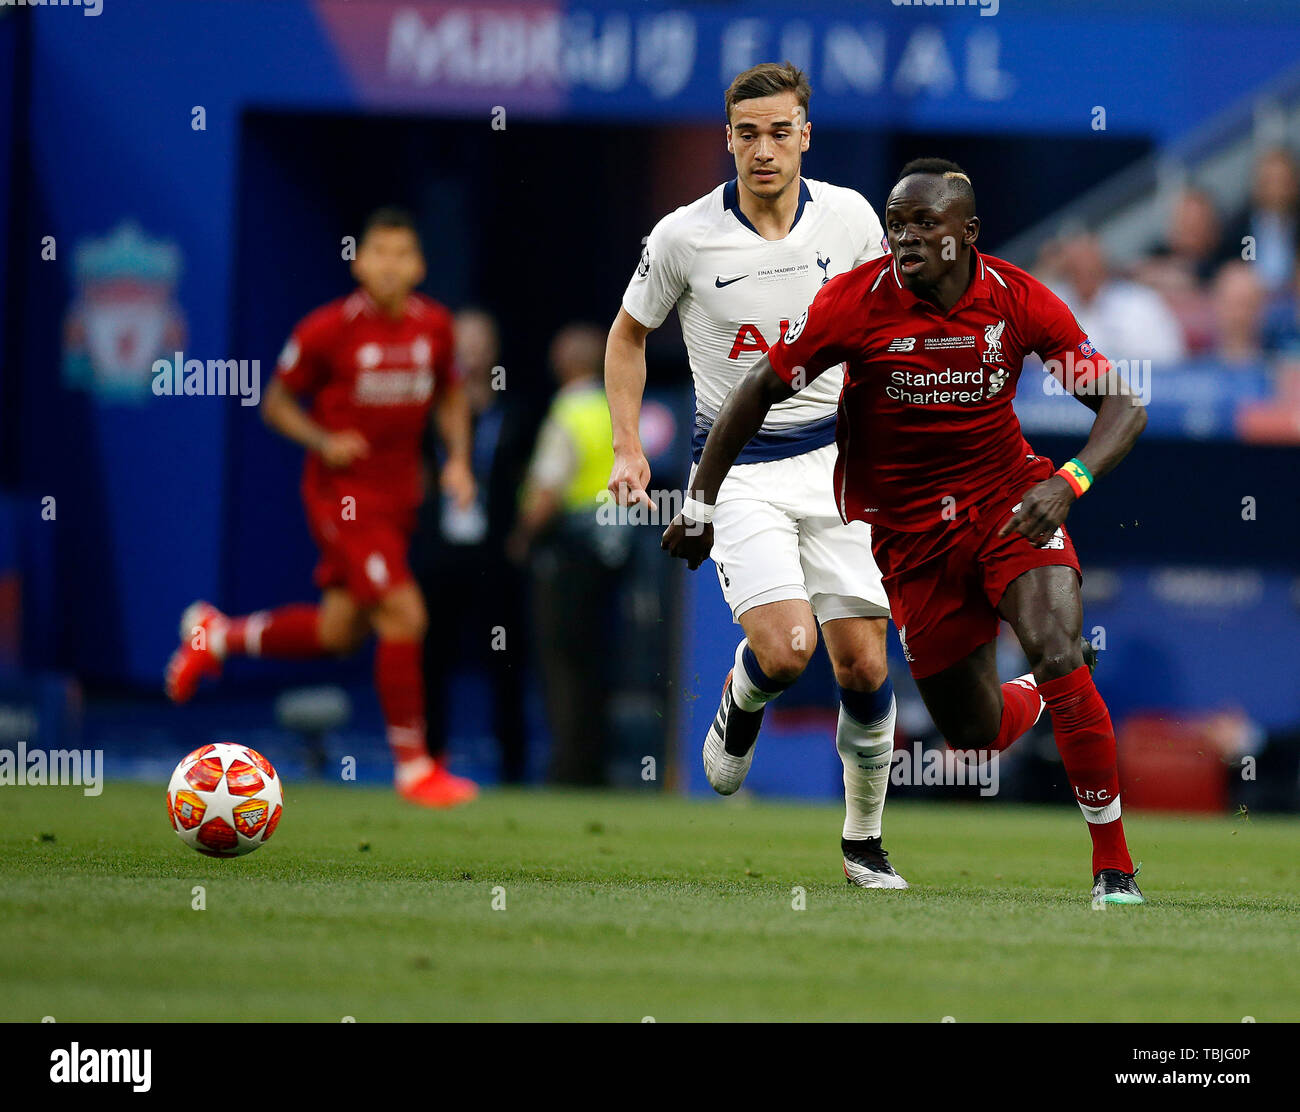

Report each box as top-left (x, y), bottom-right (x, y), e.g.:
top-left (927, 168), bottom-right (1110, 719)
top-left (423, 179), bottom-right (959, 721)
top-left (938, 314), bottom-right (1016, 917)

top-left (620, 296), bottom-right (665, 331)
top-left (1045, 348), bottom-right (1109, 391)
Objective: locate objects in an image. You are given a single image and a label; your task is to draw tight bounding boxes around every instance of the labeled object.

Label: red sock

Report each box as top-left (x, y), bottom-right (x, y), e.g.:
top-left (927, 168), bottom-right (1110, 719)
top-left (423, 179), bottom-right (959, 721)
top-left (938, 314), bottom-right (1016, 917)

top-left (374, 639), bottom-right (429, 774)
top-left (225, 605), bottom-right (322, 658)
top-left (1039, 665), bottom-right (1134, 875)
top-left (946, 676), bottom-right (1043, 758)
top-left (991, 675), bottom-right (1044, 752)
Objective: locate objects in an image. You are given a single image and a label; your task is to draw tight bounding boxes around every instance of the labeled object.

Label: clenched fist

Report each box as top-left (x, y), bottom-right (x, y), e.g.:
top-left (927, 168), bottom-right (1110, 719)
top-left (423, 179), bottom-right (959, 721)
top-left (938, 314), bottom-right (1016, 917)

top-left (661, 513), bottom-right (714, 570)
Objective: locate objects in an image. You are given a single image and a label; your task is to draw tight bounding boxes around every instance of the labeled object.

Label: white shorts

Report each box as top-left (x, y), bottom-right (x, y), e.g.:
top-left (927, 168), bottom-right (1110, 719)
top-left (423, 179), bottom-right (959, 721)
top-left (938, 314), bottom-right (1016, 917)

top-left (690, 443), bottom-right (890, 624)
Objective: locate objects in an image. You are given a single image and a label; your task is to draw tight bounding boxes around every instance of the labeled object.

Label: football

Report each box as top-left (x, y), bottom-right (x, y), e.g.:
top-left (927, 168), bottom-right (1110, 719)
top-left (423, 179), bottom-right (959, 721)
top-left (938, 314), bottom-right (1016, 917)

top-left (165, 743), bottom-right (284, 857)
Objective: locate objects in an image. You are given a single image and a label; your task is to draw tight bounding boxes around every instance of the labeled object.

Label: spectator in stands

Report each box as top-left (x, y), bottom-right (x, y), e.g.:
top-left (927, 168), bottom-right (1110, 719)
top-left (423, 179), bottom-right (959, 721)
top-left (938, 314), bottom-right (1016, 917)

top-left (1135, 188), bottom-right (1227, 355)
top-left (1264, 257), bottom-right (1300, 355)
top-left (1159, 188), bottom-right (1229, 281)
top-left (1206, 261), bottom-right (1269, 369)
top-left (1044, 233), bottom-right (1186, 368)
top-left (510, 324), bottom-right (628, 786)
top-left (1203, 709), bottom-right (1300, 814)
top-left (1225, 148), bottom-right (1300, 298)
top-left (415, 308), bottom-right (539, 783)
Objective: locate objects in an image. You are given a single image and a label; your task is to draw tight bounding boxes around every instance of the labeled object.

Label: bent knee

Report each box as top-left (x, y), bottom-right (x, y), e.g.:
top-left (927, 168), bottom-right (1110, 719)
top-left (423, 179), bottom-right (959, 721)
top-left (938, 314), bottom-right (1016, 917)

top-left (315, 606), bottom-right (357, 654)
top-left (374, 598), bottom-right (427, 642)
top-left (831, 655), bottom-right (890, 693)
top-left (405, 607), bottom-right (429, 642)
top-left (939, 717), bottom-right (1001, 752)
top-left (1031, 644), bottom-right (1084, 682)
top-left (318, 620), bottom-right (366, 656)
top-left (750, 642), bottom-right (814, 686)
top-left (745, 612), bottom-right (817, 684)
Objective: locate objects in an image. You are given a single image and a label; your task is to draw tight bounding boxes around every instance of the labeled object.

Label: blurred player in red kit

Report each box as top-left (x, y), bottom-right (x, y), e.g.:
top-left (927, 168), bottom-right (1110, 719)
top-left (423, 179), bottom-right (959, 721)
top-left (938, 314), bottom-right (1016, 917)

top-left (665, 161), bottom-right (1150, 904)
top-left (166, 208), bottom-right (479, 808)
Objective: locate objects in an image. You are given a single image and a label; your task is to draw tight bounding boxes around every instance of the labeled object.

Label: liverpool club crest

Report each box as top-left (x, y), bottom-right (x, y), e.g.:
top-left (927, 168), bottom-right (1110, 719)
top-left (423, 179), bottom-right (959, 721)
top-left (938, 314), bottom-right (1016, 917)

top-left (981, 318), bottom-right (1006, 365)
top-left (63, 222), bottom-right (187, 401)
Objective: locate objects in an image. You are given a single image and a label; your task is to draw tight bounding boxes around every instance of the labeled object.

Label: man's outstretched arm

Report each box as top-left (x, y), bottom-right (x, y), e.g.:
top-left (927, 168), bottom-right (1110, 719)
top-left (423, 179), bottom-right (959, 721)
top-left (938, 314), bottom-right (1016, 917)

top-left (661, 354), bottom-right (795, 569)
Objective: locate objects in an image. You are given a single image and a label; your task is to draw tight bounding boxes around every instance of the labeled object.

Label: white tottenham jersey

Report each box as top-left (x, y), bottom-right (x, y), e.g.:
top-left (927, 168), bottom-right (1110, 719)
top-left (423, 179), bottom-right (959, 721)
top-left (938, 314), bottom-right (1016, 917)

top-left (622, 177), bottom-right (885, 462)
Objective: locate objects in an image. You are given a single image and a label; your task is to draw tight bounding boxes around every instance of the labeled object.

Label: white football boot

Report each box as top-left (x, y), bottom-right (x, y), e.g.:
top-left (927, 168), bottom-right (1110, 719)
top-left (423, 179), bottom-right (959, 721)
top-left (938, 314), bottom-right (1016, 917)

top-left (842, 837), bottom-right (909, 889)
top-left (702, 668), bottom-right (765, 795)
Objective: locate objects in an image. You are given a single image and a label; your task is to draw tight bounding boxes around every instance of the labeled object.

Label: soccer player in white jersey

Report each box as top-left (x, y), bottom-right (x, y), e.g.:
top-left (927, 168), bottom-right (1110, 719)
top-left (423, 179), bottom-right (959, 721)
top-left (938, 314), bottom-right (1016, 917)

top-left (605, 63), bottom-right (905, 888)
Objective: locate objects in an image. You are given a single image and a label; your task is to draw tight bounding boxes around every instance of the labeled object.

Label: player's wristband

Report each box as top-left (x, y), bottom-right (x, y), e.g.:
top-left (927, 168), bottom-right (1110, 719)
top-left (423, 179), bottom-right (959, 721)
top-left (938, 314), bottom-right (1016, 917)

top-left (680, 496), bottom-right (715, 524)
top-left (1056, 458), bottom-right (1094, 498)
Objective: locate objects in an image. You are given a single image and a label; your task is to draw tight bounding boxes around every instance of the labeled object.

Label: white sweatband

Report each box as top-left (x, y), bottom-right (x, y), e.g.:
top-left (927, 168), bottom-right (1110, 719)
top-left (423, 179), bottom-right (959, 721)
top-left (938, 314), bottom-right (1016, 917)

top-left (681, 496), bottom-right (715, 524)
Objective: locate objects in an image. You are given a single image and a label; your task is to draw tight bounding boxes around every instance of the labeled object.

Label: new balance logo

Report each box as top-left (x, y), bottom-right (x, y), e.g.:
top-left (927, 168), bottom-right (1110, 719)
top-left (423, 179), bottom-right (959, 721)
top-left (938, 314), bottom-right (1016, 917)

top-left (715, 274), bottom-right (748, 288)
top-left (887, 337), bottom-right (916, 352)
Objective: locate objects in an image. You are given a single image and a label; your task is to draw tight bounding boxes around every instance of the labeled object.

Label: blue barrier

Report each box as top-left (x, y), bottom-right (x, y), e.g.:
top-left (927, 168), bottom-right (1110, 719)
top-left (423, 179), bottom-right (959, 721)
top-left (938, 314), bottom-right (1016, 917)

top-left (1015, 365), bottom-right (1281, 441)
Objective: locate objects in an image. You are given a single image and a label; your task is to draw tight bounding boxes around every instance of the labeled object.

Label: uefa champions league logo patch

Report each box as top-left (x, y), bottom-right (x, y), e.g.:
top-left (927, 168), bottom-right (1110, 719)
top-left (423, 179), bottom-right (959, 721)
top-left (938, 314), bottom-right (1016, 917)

top-left (784, 306), bottom-right (809, 344)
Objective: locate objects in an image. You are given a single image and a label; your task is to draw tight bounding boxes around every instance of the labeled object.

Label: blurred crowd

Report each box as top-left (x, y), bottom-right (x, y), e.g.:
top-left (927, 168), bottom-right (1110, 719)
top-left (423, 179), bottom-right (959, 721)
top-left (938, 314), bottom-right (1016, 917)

top-left (1033, 146), bottom-right (1300, 371)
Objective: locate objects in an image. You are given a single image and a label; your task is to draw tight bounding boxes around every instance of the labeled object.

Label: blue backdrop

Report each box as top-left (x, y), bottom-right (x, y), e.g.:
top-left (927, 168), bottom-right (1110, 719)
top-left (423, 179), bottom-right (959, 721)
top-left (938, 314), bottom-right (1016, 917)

top-left (10, 0), bottom-right (1300, 695)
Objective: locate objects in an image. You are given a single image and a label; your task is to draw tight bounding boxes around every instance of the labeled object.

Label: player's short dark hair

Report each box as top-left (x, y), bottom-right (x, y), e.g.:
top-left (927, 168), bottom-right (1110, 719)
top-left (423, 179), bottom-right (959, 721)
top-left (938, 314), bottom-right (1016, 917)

top-left (361, 206), bottom-right (420, 245)
top-left (895, 158), bottom-right (976, 214)
top-left (725, 62), bottom-right (811, 123)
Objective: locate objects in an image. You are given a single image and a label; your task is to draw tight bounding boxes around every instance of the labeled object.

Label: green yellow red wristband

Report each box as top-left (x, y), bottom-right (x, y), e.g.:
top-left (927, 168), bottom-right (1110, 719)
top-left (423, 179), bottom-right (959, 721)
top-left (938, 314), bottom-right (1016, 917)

top-left (1056, 458), bottom-right (1094, 498)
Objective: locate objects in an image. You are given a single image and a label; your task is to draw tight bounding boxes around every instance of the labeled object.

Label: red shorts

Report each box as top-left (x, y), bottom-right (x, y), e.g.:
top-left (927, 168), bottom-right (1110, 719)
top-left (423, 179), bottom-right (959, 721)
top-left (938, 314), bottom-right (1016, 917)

top-left (303, 493), bottom-right (415, 607)
top-left (870, 458), bottom-right (1081, 679)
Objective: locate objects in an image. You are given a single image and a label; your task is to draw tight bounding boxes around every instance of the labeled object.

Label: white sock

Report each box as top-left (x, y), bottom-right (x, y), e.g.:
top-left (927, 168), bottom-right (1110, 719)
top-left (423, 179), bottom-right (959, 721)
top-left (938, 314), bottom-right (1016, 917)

top-left (238, 612), bottom-right (268, 658)
top-left (391, 728), bottom-right (434, 788)
top-left (1079, 796), bottom-right (1122, 825)
top-left (837, 696), bottom-right (897, 841)
top-left (728, 638), bottom-right (788, 713)
top-left (204, 614), bottom-right (233, 659)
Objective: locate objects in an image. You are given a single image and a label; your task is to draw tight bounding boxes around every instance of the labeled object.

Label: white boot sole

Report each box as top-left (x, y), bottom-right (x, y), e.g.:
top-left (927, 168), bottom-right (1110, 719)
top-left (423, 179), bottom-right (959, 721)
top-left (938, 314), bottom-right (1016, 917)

top-left (843, 858), bottom-right (909, 889)
top-left (702, 725), bottom-right (755, 796)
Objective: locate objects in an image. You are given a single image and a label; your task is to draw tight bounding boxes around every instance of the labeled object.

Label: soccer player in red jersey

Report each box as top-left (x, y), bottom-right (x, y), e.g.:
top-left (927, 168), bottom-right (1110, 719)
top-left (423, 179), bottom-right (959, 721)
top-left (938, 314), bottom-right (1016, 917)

top-left (165, 208), bottom-right (480, 808)
top-left (664, 160), bottom-right (1150, 904)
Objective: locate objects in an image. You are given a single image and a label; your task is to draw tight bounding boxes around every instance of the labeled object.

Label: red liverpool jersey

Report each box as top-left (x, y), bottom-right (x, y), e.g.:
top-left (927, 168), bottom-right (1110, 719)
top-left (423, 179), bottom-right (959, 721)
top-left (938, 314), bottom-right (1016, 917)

top-left (767, 249), bottom-right (1110, 532)
top-left (274, 290), bottom-right (457, 516)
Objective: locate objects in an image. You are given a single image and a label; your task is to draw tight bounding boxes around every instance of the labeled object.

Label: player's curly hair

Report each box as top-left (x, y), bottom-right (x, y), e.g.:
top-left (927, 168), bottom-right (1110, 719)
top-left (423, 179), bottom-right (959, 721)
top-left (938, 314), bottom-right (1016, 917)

top-left (724, 62), bottom-right (811, 123)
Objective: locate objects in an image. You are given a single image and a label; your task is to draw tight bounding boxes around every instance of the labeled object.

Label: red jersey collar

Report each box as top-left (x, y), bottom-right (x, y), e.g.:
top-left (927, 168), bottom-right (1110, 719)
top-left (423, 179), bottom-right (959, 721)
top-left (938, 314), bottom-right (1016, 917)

top-left (352, 289), bottom-right (416, 321)
top-left (889, 247), bottom-right (995, 317)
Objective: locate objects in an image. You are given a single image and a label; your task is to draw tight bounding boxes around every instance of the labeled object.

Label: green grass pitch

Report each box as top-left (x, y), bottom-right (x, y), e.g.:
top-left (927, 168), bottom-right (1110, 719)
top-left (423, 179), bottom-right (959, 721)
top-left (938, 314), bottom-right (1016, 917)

top-left (1, 782), bottom-right (1297, 1021)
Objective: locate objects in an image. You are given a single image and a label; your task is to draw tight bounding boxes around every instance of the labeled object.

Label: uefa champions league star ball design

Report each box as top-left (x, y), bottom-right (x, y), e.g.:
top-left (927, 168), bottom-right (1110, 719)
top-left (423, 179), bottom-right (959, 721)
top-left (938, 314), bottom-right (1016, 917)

top-left (166, 743), bottom-right (283, 857)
